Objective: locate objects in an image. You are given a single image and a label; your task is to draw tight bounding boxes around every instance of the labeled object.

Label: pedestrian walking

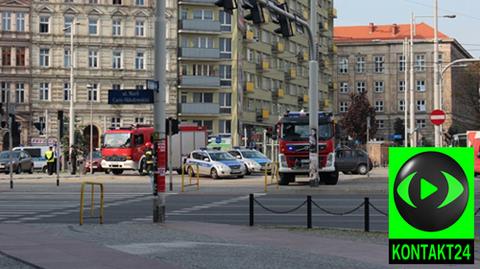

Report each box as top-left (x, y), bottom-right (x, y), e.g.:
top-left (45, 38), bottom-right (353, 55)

top-left (44, 146), bottom-right (55, 175)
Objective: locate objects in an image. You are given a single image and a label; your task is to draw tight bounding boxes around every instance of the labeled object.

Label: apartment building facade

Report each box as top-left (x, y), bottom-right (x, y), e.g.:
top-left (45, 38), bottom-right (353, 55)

top-left (334, 23), bottom-right (477, 145)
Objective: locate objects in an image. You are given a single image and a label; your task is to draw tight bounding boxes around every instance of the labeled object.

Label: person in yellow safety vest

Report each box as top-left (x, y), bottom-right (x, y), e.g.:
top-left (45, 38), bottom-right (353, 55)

top-left (144, 142), bottom-right (154, 173)
top-left (44, 146), bottom-right (55, 175)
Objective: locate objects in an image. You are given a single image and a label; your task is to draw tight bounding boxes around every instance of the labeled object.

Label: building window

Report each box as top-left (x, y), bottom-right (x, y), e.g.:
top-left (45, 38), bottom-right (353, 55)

top-left (375, 100), bottom-right (384, 112)
top-left (63, 48), bottom-right (71, 68)
top-left (416, 100), bottom-right (426, 112)
top-left (89, 0), bottom-right (98, 3)
top-left (192, 64), bottom-right (213, 76)
top-left (111, 117), bottom-right (121, 129)
top-left (399, 100), bottom-right (405, 112)
top-left (399, 54), bottom-right (406, 72)
top-left (193, 9), bottom-right (213, 20)
top-left (39, 48), bottom-right (49, 67)
top-left (356, 81), bottom-right (366, 93)
top-left (193, 120), bottom-right (213, 134)
top-left (356, 55), bottom-right (365, 73)
top-left (88, 18), bottom-right (98, 35)
top-left (339, 102), bottom-right (348, 113)
top-left (112, 84), bottom-right (121, 90)
top-left (398, 80), bottom-right (405, 92)
top-left (16, 13), bottom-right (25, 32)
top-left (338, 57), bottom-right (348, 74)
top-left (376, 120), bottom-right (385, 129)
top-left (219, 38), bottom-right (232, 59)
top-left (88, 83), bottom-right (98, 102)
top-left (15, 83), bottom-right (24, 103)
top-left (374, 81), bottom-right (384, 93)
top-left (196, 36), bottom-right (213, 48)
top-left (135, 85), bottom-right (144, 90)
top-left (193, 92), bottom-right (213, 103)
top-left (135, 117), bottom-right (144, 124)
top-left (39, 16), bottom-right (49, 33)
top-left (2, 47), bottom-right (11, 66)
top-left (135, 51), bottom-right (144, 70)
top-left (416, 80), bottom-right (426, 92)
top-left (416, 119), bottom-right (426, 129)
top-left (219, 92), bottom-right (232, 113)
top-left (135, 0), bottom-right (144, 6)
top-left (339, 82), bottom-right (349, 93)
top-left (112, 50), bottom-right (122, 69)
top-left (415, 54), bottom-right (426, 71)
top-left (220, 65), bottom-right (232, 86)
top-left (39, 82), bottom-right (49, 101)
top-left (113, 0), bottom-right (122, 5)
top-left (374, 55), bottom-right (385, 73)
top-left (64, 16), bottom-right (73, 34)
top-left (2, 12), bottom-right (11, 31)
top-left (219, 120), bottom-right (231, 134)
top-left (16, 47), bottom-right (25, 66)
top-left (1, 82), bottom-right (9, 103)
top-left (63, 82), bottom-right (71, 101)
top-left (135, 20), bottom-right (145, 37)
top-left (219, 11), bottom-right (231, 31)
top-left (112, 19), bottom-right (121, 36)
top-left (88, 50), bottom-right (98, 68)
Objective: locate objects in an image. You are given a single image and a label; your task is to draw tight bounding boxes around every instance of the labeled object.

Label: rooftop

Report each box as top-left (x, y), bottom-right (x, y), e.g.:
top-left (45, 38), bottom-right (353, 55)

top-left (334, 22), bottom-right (450, 42)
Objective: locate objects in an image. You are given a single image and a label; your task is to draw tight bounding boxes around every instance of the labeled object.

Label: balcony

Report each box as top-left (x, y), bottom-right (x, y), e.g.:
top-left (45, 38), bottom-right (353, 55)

top-left (245, 30), bottom-right (255, 41)
top-left (179, 19), bottom-right (221, 33)
top-left (297, 51), bottom-right (308, 62)
top-left (272, 42), bottom-right (284, 54)
top-left (180, 103), bottom-right (220, 115)
top-left (329, 8), bottom-right (337, 19)
top-left (256, 60), bottom-right (270, 72)
top-left (245, 81), bottom-right (254, 93)
top-left (277, 88), bottom-right (285, 98)
top-left (180, 76), bottom-right (220, 88)
top-left (178, 47), bottom-right (220, 60)
top-left (285, 68), bottom-right (297, 80)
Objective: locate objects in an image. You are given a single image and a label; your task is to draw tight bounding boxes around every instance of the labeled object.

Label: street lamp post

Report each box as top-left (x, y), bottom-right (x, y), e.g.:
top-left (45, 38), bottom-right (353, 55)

top-left (87, 84), bottom-right (94, 175)
top-left (433, 0), bottom-right (440, 147)
top-left (64, 20), bottom-right (80, 172)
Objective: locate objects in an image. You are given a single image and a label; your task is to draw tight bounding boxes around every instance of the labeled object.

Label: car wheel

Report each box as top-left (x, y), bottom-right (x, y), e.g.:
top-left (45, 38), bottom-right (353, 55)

top-left (321, 171), bottom-right (339, 185)
top-left (16, 165), bottom-right (21, 174)
top-left (237, 174), bottom-right (244, 179)
top-left (357, 164), bottom-right (368, 175)
top-left (278, 173), bottom-right (293, 186)
top-left (210, 168), bottom-right (219, 179)
top-left (244, 164), bottom-right (251, 175)
top-left (105, 169), bottom-right (110, 174)
top-left (28, 165), bottom-right (34, 174)
top-left (112, 169), bottom-right (123, 175)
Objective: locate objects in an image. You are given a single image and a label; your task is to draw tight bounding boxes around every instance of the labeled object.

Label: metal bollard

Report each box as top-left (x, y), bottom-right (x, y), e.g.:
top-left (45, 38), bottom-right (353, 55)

top-left (307, 196), bottom-right (312, 229)
top-left (249, 193), bottom-right (254, 226)
top-left (181, 164), bottom-right (185, 193)
top-left (364, 197), bottom-right (370, 232)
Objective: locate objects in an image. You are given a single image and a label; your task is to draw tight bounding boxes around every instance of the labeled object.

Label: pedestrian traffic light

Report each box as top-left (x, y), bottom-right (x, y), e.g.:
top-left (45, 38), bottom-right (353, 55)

top-left (215, 0), bottom-right (237, 15)
top-left (166, 117), bottom-right (179, 136)
top-left (243, 0), bottom-right (265, 24)
top-left (58, 110), bottom-right (65, 138)
top-left (272, 3), bottom-right (293, 38)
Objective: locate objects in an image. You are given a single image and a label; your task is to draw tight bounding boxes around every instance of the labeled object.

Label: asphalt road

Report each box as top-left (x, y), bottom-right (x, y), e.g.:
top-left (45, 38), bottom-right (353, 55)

top-left (0, 169), bottom-right (479, 232)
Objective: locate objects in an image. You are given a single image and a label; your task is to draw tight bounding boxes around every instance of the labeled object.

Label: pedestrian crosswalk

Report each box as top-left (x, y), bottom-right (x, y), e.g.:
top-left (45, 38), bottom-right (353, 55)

top-left (0, 192), bottom-right (153, 224)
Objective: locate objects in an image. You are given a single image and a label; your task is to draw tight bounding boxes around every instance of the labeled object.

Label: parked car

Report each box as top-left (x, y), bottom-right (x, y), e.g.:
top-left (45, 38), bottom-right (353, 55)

top-left (84, 151), bottom-right (104, 174)
top-left (13, 146), bottom-right (49, 172)
top-left (335, 148), bottom-right (373, 175)
top-left (0, 150), bottom-right (34, 174)
top-left (228, 147), bottom-right (272, 175)
top-left (185, 149), bottom-right (246, 179)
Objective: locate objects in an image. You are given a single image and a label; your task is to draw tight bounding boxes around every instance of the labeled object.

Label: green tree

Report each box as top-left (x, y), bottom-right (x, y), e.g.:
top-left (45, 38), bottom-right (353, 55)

top-left (339, 91), bottom-right (377, 144)
top-left (61, 129), bottom-right (88, 159)
top-left (393, 118), bottom-right (405, 145)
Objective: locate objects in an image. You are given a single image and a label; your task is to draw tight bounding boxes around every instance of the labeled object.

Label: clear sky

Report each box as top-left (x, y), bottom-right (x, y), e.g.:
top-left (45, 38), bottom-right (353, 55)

top-left (334, 0), bottom-right (480, 57)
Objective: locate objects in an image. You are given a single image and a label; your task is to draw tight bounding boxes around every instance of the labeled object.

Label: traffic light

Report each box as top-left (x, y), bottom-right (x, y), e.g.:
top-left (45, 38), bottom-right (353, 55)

top-left (57, 110), bottom-right (65, 138)
top-left (272, 3), bottom-right (293, 38)
top-left (166, 117), bottom-right (179, 136)
top-left (34, 122), bottom-right (45, 135)
top-left (215, 0), bottom-right (237, 15)
top-left (243, 0), bottom-right (265, 24)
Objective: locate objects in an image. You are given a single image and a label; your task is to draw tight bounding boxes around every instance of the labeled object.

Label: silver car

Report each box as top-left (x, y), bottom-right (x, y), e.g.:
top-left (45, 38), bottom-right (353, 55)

top-left (0, 150), bottom-right (34, 174)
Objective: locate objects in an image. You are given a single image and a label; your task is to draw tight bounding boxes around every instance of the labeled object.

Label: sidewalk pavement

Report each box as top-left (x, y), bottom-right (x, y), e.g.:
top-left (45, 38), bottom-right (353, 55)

top-left (0, 224), bottom-right (181, 269)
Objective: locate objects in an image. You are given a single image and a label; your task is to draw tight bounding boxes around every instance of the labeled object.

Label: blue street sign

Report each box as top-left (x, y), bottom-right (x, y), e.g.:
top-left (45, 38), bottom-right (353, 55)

top-left (108, 90), bottom-right (154, 104)
top-left (393, 134), bottom-right (403, 140)
top-left (215, 136), bottom-right (222, 144)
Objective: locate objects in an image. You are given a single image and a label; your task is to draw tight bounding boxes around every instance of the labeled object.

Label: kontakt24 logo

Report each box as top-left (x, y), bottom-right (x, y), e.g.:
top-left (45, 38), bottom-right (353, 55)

top-left (389, 148), bottom-right (475, 264)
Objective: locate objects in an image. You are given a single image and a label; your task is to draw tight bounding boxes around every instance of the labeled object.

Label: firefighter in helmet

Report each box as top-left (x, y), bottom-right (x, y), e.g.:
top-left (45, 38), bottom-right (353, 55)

top-left (144, 142), bottom-right (154, 174)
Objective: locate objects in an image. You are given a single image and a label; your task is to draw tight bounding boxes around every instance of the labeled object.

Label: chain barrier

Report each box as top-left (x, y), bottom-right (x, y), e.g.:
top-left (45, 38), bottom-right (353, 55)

top-left (254, 198), bottom-right (307, 214)
top-left (311, 200), bottom-right (364, 216)
top-left (369, 203), bottom-right (388, 216)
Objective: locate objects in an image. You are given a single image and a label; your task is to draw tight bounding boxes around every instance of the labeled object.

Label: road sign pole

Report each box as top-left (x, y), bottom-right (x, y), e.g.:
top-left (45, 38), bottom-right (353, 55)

top-left (8, 97), bottom-right (13, 189)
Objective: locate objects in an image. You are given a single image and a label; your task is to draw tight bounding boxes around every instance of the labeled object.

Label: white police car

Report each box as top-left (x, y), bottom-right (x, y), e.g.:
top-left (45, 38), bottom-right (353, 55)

top-left (185, 149), bottom-right (246, 179)
top-left (228, 147), bottom-right (272, 175)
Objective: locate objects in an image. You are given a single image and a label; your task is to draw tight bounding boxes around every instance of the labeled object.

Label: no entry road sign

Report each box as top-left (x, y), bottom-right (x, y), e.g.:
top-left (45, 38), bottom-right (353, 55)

top-left (430, 109), bottom-right (446, 126)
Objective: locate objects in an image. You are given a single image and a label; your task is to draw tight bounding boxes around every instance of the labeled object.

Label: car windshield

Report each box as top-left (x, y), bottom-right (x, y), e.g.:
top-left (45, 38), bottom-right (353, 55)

top-left (0, 151), bottom-right (20, 159)
top-left (241, 150), bottom-right (266, 159)
top-left (209, 152), bottom-right (236, 161)
top-left (103, 133), bottom-right (131, 148)
top-left (282, 123), bottom-right (333, 141)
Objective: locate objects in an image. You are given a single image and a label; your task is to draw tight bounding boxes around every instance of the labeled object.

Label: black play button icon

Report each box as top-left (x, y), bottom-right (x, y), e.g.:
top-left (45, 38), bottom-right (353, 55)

top-left (394, 152), bottom-right (468, 231)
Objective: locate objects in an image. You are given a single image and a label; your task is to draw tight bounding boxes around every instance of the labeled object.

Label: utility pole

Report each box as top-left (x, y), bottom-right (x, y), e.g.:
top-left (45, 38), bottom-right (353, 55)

top-left (403, 38), bottom-right (409, 147)
top-left (308, 0), bottom-right (319, 186)
top-left (433, 0), bottom-right (440, 146)
top-left (7, 92), bottom-right (13, 189)
top-left (409, 13), bottom-right (416, 147)
top-left (68, 20), bottom-right (76, 173)
top-left (153, 0), bottom-right (167, 223)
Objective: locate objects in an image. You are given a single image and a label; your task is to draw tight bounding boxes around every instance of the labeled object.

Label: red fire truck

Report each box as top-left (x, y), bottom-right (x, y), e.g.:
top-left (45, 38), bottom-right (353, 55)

top-left (101, 124), bottom-right (207, 175)
top-left (466, 131), bottom-right (480, 176)
top-left (275, 112), bottom-right (338, 185)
